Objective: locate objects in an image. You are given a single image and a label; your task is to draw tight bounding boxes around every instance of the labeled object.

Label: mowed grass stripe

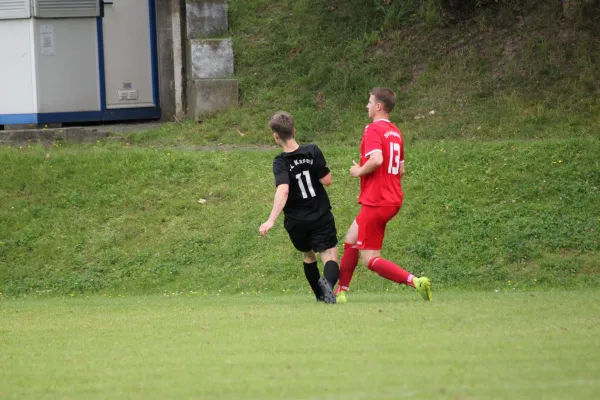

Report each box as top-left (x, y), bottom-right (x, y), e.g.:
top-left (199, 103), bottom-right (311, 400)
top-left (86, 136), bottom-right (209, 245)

top-left (1, 290), bottom-right (599, 399)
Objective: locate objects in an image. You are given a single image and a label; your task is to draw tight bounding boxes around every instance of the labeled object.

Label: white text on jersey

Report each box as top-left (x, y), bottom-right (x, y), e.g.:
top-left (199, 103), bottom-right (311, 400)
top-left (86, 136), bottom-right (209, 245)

top-left (288, 158), bottom-right (314, 171)
top-left (384, 131), bottom-right (401, 139)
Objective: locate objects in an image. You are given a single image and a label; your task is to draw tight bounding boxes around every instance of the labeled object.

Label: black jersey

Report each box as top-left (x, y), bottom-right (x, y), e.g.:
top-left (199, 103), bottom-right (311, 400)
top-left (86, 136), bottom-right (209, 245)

top-left (273, 144), bottom-right (332, 221)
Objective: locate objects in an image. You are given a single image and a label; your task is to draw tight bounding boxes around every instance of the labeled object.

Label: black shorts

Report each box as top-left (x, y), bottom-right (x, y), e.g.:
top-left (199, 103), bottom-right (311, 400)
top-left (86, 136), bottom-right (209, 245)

top-left (284, 212), bottom-right (338, 253)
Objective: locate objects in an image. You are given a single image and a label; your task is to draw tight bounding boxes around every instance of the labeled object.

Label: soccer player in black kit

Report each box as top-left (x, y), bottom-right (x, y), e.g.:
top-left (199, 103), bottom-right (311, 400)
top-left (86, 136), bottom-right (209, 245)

top-left (259, 111), bottom-right (340, 304)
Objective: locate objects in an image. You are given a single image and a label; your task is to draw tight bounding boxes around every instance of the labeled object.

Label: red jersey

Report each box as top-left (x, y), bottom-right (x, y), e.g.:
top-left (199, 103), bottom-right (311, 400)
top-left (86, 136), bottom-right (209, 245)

top-left (358, 119), bottom-right (404, 207)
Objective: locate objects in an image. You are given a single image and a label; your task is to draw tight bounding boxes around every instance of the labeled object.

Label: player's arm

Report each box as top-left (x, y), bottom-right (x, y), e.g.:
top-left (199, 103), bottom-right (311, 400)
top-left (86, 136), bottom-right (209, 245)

top-left (350, 151), bottom-right (383, 177)
top-left (313, 145), bottom-right (332, 186)
top-left (319, 172), bottom-right (332, 186)
top-left (350, 126), bottom-right (384, 177)
top-left (259, 184), bottom-right (289, 236)
top-left (260, 157), bottom-right (290, 236)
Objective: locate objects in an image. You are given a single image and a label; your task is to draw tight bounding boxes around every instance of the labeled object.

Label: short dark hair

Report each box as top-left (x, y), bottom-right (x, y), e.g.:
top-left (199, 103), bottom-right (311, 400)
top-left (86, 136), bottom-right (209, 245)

top-left (269, 111), bottom-right (295, 141)
top-left (370, 87), bottom-right (396, 114)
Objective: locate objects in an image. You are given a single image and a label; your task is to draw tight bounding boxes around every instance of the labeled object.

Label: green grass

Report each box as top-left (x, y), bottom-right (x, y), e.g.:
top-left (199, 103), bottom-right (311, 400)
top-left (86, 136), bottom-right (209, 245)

top-left (116, 0), bottom-right (599, 147)
top-left (1, 137), bottom-right (598, 295)
top-left (1, 290), bottom-right (599, 399)
top-left (1, 3), bottom-right (599, 397)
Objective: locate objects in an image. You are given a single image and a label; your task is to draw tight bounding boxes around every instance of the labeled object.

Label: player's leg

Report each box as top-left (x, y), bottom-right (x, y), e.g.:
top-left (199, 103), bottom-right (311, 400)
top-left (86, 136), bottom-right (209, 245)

top-left (336, 219), bottom-right (360, 296)
top-left (284, 218), bottom-right (323, 301)
top-left (358, 206), bottom-right (432, 301)
top-left (361, 248), bottom-right (414, 286)
top-left (363, 250), bottom-right (431, 300)
top-left (317, 246), bottom-right (338, 304)
top-left (309, 212), bottom-right (339, 304)
top-left (319, 246), bottom-right (339, 288)
top-left (303, 250), bottom-right (324, 301)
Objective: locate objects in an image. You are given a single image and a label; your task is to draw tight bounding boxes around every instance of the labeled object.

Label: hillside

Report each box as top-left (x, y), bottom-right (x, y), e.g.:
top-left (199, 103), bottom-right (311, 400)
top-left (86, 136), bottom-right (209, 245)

top-left (1, 138), bottom-right (598, 296)
top-left (125, 0), bottom-right (599, 146)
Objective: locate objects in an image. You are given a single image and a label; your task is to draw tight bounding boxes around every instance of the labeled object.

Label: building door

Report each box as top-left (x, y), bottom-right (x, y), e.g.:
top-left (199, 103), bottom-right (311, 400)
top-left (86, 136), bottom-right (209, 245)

top-left (101, 0), bottom-right (157, 109)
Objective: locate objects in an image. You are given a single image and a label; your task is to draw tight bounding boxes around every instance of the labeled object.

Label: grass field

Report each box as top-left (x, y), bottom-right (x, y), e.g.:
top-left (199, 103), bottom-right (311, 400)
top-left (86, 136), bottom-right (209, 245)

top-left (1, 2), bottom-right (599, 398)
top-left (1, 138), bottom-right (599, 295)
top-left (1, 290), bottom-right (599, 399)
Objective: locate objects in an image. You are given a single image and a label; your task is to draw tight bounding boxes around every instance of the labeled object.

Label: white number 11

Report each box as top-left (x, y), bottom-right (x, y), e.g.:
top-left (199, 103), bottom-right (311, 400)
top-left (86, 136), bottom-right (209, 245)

top-left (295, 170), bottom-right (316, 198)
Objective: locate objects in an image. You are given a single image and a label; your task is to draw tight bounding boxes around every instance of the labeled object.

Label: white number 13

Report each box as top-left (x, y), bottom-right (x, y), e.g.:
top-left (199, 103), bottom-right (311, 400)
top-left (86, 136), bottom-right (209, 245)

top-left (388, 142), bottom-right (401, 175)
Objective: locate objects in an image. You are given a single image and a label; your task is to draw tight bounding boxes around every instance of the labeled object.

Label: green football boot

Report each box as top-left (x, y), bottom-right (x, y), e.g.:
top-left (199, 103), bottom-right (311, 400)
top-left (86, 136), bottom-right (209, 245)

top-left (414, 277), bottom-right (432, 301)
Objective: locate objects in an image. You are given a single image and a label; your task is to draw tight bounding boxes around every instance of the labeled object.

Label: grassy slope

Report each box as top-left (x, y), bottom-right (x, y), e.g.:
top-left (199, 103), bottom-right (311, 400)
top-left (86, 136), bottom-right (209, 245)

top-left (1, 138), bottom-right (598, 295)
top-left (122, 0), bottom-right (599, 146)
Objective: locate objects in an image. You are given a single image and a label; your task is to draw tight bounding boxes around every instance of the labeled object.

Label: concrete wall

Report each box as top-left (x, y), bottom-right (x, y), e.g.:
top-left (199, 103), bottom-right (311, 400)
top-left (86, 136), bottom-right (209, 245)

top-left (185, 0), bottom-right (238, 121)
top-left (155, 0), bottom-right (186, 120)
top-left (186, 0), bottom-right (228, 38)
top-left (187, 39), bottom-right (234, 80)
top-left (151, 0), bottom-right (238, 121)
top-left (187, 79), bottom-right (238, 121)
top-left (155, 0), bottom-right (175, 120)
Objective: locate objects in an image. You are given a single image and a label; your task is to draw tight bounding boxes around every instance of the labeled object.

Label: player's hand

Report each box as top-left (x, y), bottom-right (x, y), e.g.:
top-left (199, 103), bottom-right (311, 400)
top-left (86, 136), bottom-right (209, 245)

top-left (350, 160), bottom-right (362, 177)
top-left (259, 221), bottom-right (274, 236)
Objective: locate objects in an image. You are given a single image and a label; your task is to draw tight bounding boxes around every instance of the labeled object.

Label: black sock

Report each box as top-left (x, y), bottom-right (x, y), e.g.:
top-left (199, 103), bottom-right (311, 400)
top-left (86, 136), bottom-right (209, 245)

top-left (303, 261), bottom-right (322, 300)
top-left (323, 260), bottom-right (340, 289)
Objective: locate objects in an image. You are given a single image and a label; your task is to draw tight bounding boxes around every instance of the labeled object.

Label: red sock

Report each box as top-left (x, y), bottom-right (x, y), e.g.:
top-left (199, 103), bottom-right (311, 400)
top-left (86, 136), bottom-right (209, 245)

top-left (336, 243), bottom-right (359, 293)
top-left (368, 257), bottom-right (415, 287)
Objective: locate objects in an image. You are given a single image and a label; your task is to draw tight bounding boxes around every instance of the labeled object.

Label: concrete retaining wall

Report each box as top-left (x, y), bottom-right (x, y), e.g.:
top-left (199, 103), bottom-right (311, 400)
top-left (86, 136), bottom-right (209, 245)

top-left (185, 0), bottom-right (238, 121)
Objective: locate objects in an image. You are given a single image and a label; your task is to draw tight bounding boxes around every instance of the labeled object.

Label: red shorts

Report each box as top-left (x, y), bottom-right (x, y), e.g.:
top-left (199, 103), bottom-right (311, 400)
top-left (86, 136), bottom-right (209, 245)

top-left (356, 205), bottom-right (401, 250)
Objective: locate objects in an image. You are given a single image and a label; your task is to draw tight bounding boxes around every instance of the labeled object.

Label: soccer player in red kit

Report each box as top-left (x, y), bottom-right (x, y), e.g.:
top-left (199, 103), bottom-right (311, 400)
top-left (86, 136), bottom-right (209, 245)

top-left (335, 88), bottom-right (432, 303)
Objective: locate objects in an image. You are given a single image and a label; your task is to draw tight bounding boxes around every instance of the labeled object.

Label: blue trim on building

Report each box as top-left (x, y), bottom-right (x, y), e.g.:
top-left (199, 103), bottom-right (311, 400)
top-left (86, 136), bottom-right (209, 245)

top-left (0, 114), bottom-right (38, 125)
top-left (148, 0), bottom-right (160, 108)
top-left (0, 109), bottom-right (161, 125)
top-left (96, 16), bottom-right (107, 111)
